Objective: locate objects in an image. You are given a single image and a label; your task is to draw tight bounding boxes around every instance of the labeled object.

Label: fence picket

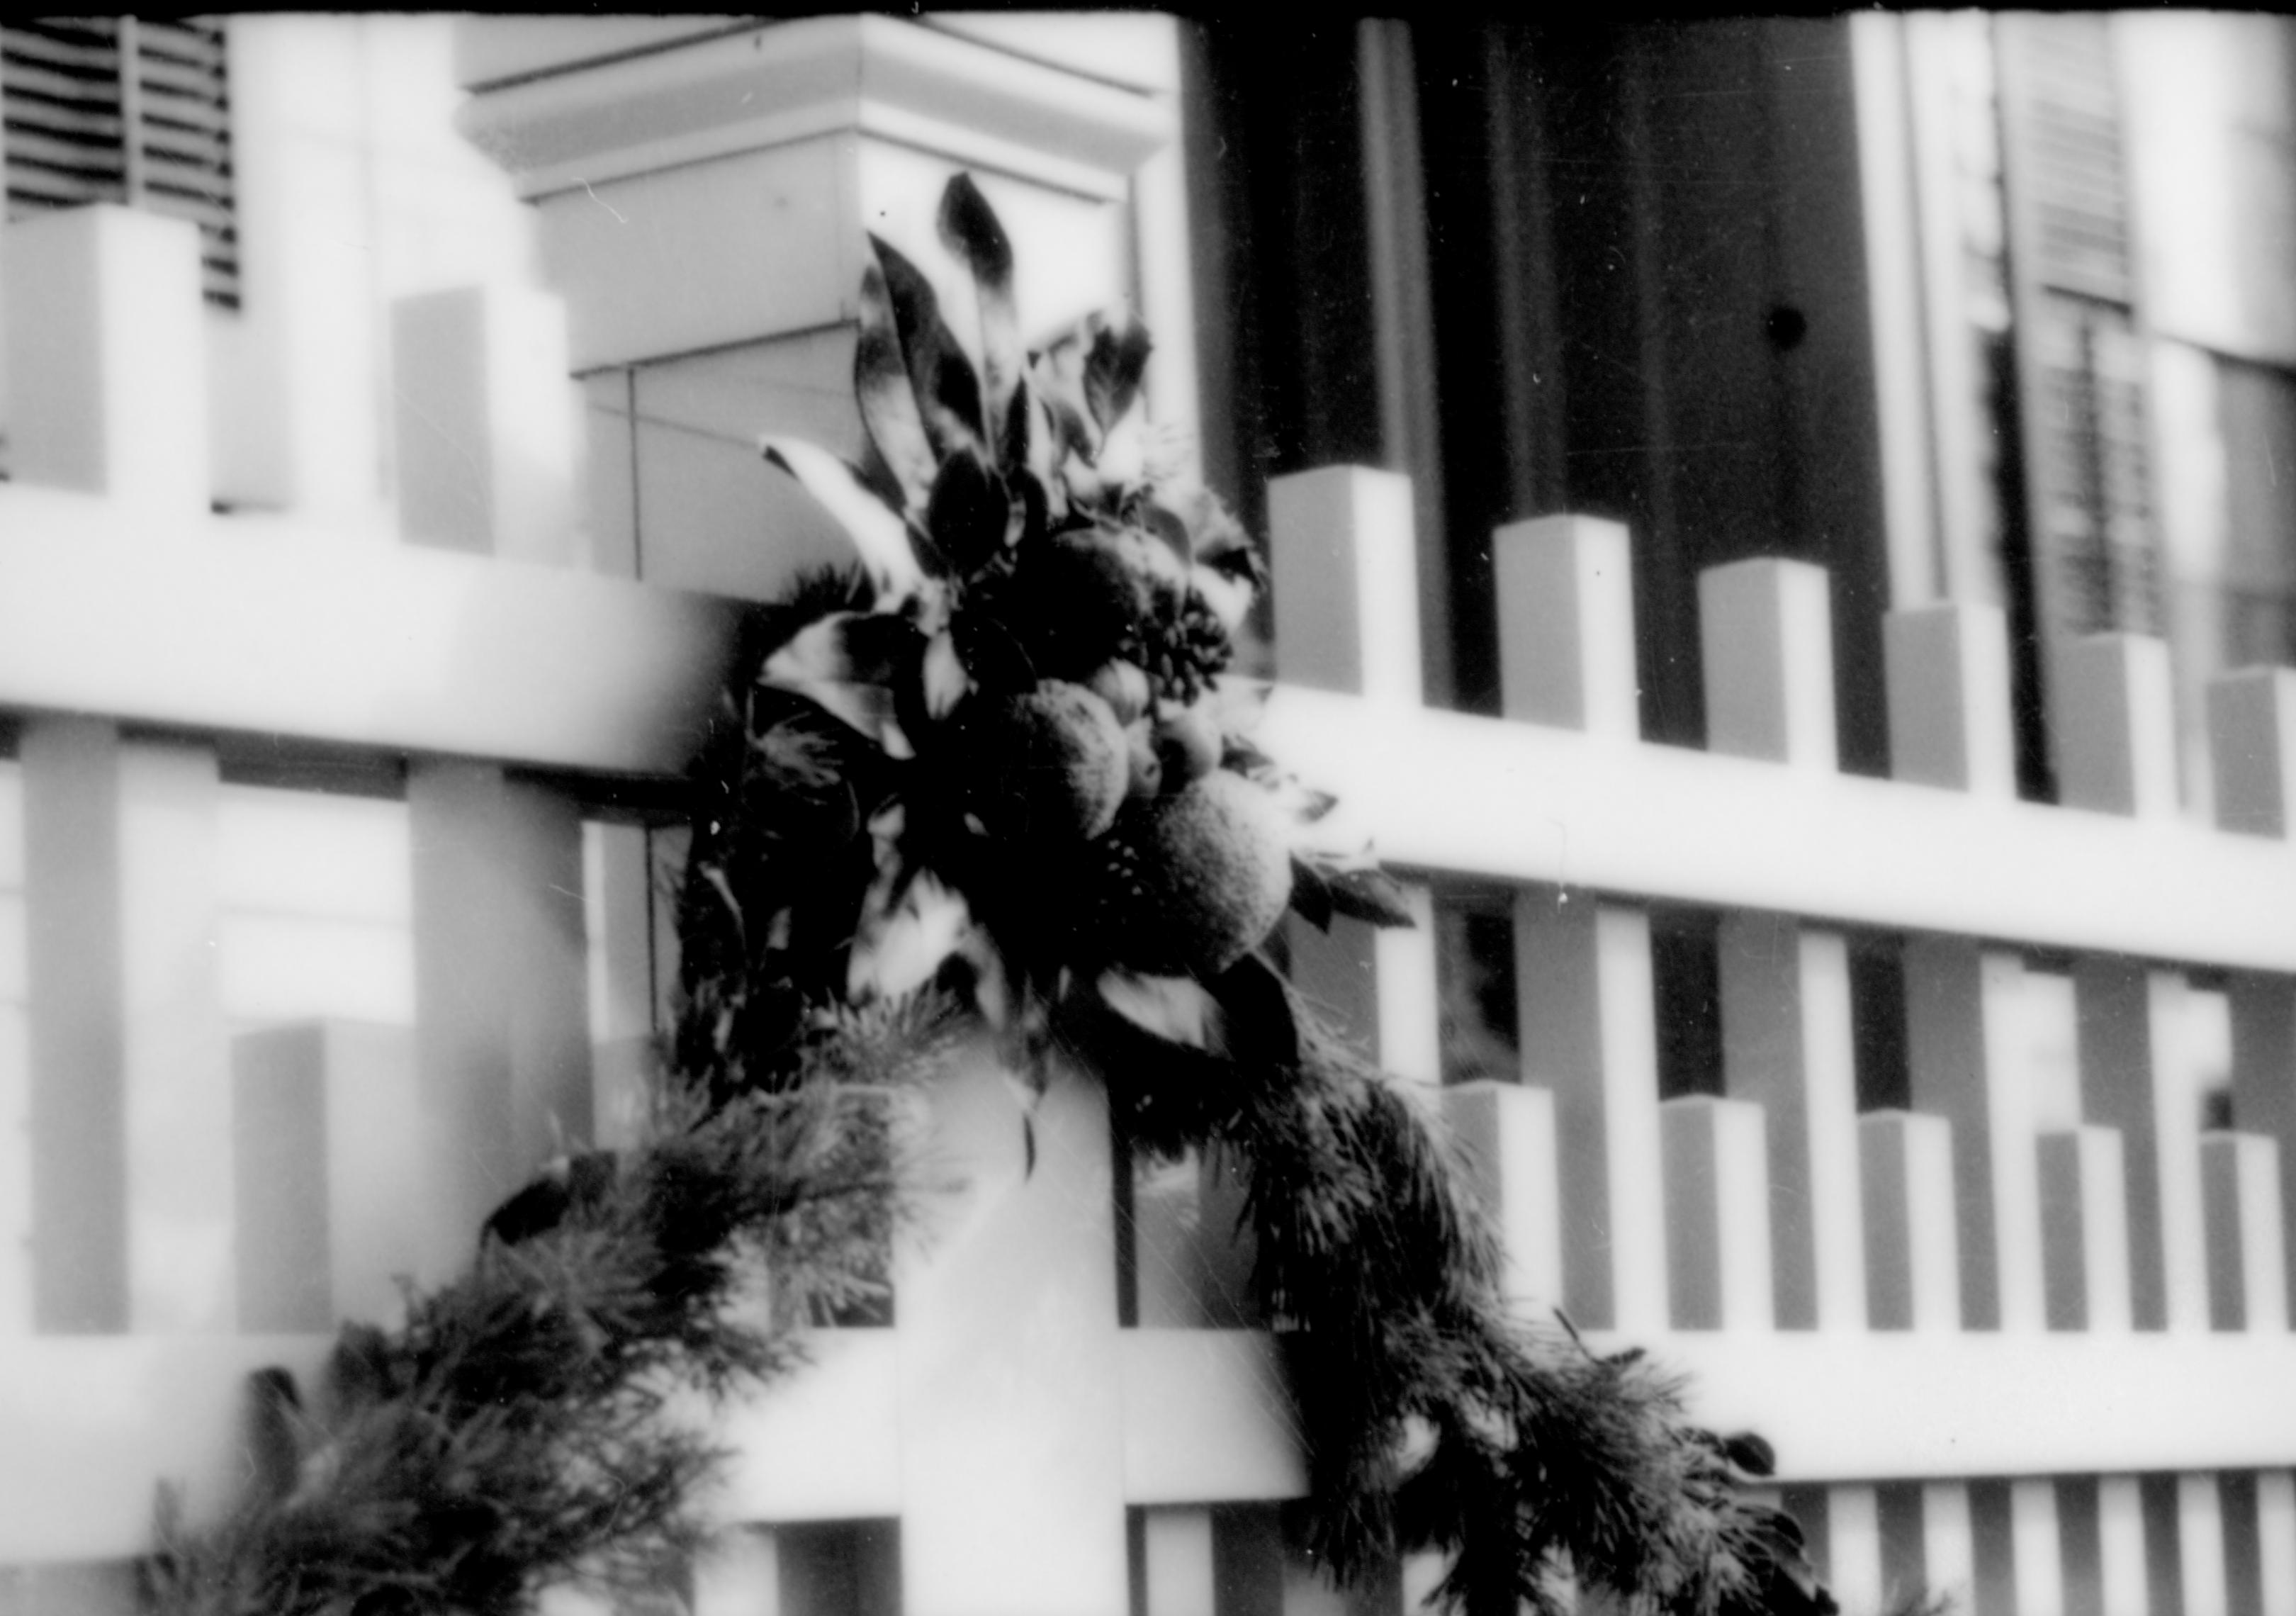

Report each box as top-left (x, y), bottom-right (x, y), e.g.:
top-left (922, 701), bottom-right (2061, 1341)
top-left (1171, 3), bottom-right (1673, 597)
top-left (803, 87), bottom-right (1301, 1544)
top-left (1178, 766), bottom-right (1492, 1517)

top-left (1719, 916), bottom-right (1866, 1330)
top-left (2075, 963), bottom-right (2212, 1333)
top-left (1493, 513), bottom-right (1640, 739)
top-left (2057, 634), bottom-right (2181, 821)
top-left (1660, 1095), bottom-right (1774, 1330)
top-left (1861, 1109), bottom-right (1962, 1330)
top-left (2210, 667), bottom-right (2296, 838)
top-left (1886, 601), bottom-right (2019, 797)
top-left (2202, 1133), bottom-right (2289, 1332)
top-left (1700, 557), bottom-right (1840, 770)
top-left (2038, 1124), bottom-right (2135, 1331)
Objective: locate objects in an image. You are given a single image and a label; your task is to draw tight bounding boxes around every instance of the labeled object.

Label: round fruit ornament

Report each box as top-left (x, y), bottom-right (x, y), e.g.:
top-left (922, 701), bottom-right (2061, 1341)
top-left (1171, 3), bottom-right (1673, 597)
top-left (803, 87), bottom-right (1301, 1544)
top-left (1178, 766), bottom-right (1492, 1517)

top-left (1094, 768), bottom-right (1293, 977)
top-left (963, 680), bottom-right (1129, 843)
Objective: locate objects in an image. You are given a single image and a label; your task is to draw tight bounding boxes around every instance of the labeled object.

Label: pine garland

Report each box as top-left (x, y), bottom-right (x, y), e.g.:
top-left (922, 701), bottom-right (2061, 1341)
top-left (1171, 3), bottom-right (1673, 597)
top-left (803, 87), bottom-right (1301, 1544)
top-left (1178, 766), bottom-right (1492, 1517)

top-left (140, 170), bottom-right (1836, 1616)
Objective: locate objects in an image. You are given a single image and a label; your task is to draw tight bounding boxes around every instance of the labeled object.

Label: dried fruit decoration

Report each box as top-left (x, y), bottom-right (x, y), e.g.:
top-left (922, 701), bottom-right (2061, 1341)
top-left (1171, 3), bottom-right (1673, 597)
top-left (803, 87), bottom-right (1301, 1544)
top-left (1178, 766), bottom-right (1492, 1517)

top-left (694, 174), bottom-right (1834, 1616)
top-left (741, 172), bottom-right (1398, 1032)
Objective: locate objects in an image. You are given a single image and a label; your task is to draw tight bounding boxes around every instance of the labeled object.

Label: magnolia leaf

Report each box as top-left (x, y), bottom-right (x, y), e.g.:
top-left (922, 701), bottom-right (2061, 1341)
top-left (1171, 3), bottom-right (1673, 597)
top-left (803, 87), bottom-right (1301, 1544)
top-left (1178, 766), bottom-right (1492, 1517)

top-left (848, 868), bottom-right (972, 1004)
top-left (1080, 306), bottom-right (1153, 433)
top-left (1327, 866), bottom-right (1417, 929)
top-left (868, 233), bottom-right (989, 463)
top-left (924, 447), bottom-right (1013, 578)
top-left (853, 262), bottom-right (939, 516)
top-left (1289, 854), bottom-right (1335, 931)
top-left (1098, 967), bottom-right (1224, 1051)
top-left (1207, 950), bottom-right (1298, 1069)
top-left (1205, 675), bottom-right (1273, 736)
top-left (762, 437), bottom-right (926, 602)
top-left (936, 174), bottom-right (1023, 471)
top-left (760, 612), bottom-right (921, 759)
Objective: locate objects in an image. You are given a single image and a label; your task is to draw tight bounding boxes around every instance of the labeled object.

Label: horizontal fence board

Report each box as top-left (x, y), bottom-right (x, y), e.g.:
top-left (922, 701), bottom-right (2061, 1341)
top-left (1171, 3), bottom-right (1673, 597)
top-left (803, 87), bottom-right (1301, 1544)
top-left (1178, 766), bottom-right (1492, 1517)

top-left (1617, 1330), bottom-right (2296, 1483)
top-left (0, 488), bottom-right (741, 778)
top-left (0, 1332), bottom-right (334, 1564)
top-left (1260, 687), bottom-right (2296, 974)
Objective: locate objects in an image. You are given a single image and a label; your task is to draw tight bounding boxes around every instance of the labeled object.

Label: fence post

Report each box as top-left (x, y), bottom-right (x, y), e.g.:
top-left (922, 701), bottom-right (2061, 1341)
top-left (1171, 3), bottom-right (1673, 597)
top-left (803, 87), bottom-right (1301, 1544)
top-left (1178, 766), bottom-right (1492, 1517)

top-left (1492, 513), bottom-right (1638, 740)
top-left (1884, 602), bottom-right (2018, 797)
top-left (2056, 634), bottom-right (2180, 820)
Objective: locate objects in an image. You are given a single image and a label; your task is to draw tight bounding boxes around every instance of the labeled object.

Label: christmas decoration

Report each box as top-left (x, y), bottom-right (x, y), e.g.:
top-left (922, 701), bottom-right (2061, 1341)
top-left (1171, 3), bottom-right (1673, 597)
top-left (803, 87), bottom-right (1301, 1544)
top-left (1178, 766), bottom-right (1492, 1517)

top-left (142, 172), bottom-right (1834, 1616)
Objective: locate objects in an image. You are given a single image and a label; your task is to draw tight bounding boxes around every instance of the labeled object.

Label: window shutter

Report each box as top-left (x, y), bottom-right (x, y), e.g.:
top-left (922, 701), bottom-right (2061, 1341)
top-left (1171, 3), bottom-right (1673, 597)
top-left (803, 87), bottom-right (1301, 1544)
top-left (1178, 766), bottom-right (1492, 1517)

top-left (2, 16), bottom-right (239, 308)
top-left (1997, 14), bottom-right (2159, 638)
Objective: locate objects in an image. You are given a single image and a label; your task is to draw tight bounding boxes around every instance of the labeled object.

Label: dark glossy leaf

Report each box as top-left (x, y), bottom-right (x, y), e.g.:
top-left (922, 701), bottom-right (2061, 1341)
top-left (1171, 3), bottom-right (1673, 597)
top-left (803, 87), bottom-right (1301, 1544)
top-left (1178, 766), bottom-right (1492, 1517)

top-left (1289, 855), bottom-right (1334, 931)
top-left (925, 447), bottom-right (1013, 577)
top-left (868, 232), bottom-right (988, 461)
top-left (1721, 1431), bottom-right (1777, 1477)
top-left (1327, 866), bottom-right (1417, 929)
top-left (1206, 950), bottom-right (1298, 1069)
top-left (936, 174), bottom-right (1023, 470)
top-left (760, 611), bottom-right (924, 758)
top-left (762, 437), bottom-right (926, 600)
top-left (853, 262), bottom-right (938, 515)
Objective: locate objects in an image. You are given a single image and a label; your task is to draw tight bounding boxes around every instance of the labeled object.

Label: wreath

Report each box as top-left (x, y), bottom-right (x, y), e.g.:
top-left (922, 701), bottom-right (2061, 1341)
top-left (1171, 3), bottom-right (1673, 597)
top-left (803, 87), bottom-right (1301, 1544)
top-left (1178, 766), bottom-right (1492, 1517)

top-left (143, 174), bottom-right (1834, 1616)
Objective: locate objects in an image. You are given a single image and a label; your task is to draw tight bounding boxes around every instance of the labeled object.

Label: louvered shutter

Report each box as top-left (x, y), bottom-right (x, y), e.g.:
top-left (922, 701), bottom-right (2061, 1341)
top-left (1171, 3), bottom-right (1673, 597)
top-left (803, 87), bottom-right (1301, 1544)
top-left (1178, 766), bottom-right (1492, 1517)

top-left (1997, 14), bottom-right (2159, 638)
top-left (2, 16), bottom-right (238, 308)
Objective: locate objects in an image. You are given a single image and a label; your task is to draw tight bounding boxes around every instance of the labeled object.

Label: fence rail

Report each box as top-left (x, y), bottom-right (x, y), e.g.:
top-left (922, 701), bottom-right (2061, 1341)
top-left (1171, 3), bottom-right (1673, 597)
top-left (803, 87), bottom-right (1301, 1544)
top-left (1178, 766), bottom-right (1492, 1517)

top-left (4, 201), bottom-right (2296, 1615)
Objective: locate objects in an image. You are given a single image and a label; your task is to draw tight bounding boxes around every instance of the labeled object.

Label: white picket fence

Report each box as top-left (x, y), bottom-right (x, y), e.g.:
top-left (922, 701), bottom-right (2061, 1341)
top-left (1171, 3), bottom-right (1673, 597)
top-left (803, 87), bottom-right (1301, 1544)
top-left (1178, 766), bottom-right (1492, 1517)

top-left (4, 198), bottom-right (2296, 1616)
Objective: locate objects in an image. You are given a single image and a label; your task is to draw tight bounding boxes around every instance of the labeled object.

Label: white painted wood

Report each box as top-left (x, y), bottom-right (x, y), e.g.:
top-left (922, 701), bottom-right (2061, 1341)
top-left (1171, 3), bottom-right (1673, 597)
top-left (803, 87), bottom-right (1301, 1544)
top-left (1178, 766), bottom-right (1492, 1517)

top-left (2205, 1133), bottom-right (2290, 1332)
top-left (1118, 1332), bottom-right (1303, 1503)
top-left (1720, 917), bottom-right (1865, 1330)
top-left (1906, 940), bottom-right (2046, 1331)
top-left (2056, 634), bottom-right (2182, 821)
top-left (1886, 602), bottom-right (2018, 797)
top-left (1283, 882), bottom-right (1439, 1087)
top-left (1826, 1484), bottom-right (1885, 1616)
top-left (2098, 1476), bottom-right (2151, 1616)
top-left (2210, 667), bottom-right (2296, 838)
top-left (1700, 558), bottom-right (1840, 770)
top-left (2258, 1471), bottom-right (2296, 1616)
top-left (21, 724), bottom-right (232, 1334)
top-left (2011, 1476), bottom-right (2066, 1616)
top-left (692, 1525), bottom-right (782, 1616)
top-left (1493, 514), bottom-right (1640, 741)
top-left (391, 285), bottom-right (580, 566)
top-left (2184, 1472), bottom-right (2233, 1616)
top-left (1269, 466), bottom-right (1425, 709)
top-left (232, 1023), bottom-right (422, 1332)
top-left (3, 206), bottom-right (209, 515)
top-left (1439, 1080), bottom-right (1563, 1315)
top-left (1861, 1110), bottom-right (1961, 1331)
top-left (1922, 1482), bottom-right (1977, 1612)
top-left (891, 1047), bottom-right (1127, 1616)
top-left (2037, 1125), bottom-right (2134, 1332)
top-left (2233, 975), bottom-right (2296, 1322)
top-left (1513, 892), bottom-right (1667, 1334)
top-left (0, 485), bottom-right (741, 777)
top-left (407, 763), bottom-right (592, 1284)
top-left (2077, 962), bottom-right (2213, 1332)
top-left (1141, 1508), bottom-right (1215, 1616)
top-left (1255, 687), bottom-right (2296, 975)
top-left (1660, 1096), bottom-right (1774, 1331)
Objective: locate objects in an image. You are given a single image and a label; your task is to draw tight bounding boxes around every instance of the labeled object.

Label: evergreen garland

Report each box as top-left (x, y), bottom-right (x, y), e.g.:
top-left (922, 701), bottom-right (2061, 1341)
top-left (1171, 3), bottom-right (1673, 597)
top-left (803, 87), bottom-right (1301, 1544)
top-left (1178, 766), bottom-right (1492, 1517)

top-left (140, 171), bottom-right (1837, 1616)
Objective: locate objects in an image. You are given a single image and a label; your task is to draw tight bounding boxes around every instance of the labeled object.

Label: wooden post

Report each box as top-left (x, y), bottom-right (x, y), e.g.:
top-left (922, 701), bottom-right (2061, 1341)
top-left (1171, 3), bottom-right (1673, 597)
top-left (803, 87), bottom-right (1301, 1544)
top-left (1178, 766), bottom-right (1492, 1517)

top-left (2258, 1471), bottom-right (2296, 1616)
top-left (2056, 634), bottom-right (2180, 820)
top-left (1906, 940), bottom-right (2047, 1331)
top-left (1860, 1110), bottom-right (1960, 1330)
top-left (2207, 666), bottom-right (2296, 838)
top-left (407, 763), bottom-right (593, 1282)
top-left (1885, 602), bottom-right (2018, 797)
top-left (2, 206), bottom-right (210, 515)
top-left (1268, 467), bottom-right (1424, 709)
top-left (2202, 1133), bottom-right (2289, 1332)
top-left (1699, 557), bottom-right (1838, 769)
top-left (1720, 916), bottom-right (1866, 1330)
top-left (392, 285), bottom-right (580, 566)
top-left (2010, 1476), bottom-right (2066, 1616)
top-left (1439, 1081), bottom-right (1563, 1315)
top-left (1660, 1095), bottom-right (1774, 1330)
top-left (1138, 1508), bottom-right (1215, 1616)
top-left (1514, 890), bottom-right (1667, 1335)
top-left (2037, 1125), bottom-right (2134, 1332)
top-left (1493, 514), bottom-right (1640, 740)
top-left (2076, 963), bottom-right (2212, 1332)
top-left (2231, 975), bottom-right (2296, 1320)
